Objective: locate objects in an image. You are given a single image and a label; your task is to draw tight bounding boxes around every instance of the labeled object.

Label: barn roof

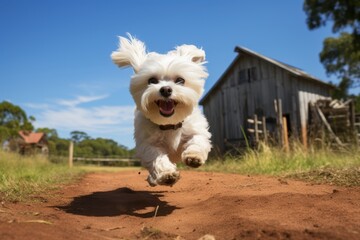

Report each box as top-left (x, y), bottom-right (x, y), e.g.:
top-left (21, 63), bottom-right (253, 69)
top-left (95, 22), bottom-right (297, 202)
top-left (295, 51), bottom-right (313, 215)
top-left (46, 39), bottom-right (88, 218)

top-left (200, 46), bottom-right (335, 104)
top-left (18, 131), bottom-right (45, 144)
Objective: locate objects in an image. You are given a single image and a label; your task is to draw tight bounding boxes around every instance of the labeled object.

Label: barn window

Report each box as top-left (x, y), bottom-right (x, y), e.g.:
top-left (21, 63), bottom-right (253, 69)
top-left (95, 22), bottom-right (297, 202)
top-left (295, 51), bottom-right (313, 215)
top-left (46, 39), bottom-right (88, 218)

top-left (238, 69), bottom-right (247, 84)
top-left (247, 67), bottom-right (258, 82)
top-left (239, 67), bottom-right (257, 84)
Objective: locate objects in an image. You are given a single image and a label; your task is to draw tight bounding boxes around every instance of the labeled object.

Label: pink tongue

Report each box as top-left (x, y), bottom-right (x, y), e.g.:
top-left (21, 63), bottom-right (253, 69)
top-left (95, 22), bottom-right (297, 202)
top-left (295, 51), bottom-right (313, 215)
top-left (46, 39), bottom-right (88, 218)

top-left (159, 100), bottom-right (174, 114)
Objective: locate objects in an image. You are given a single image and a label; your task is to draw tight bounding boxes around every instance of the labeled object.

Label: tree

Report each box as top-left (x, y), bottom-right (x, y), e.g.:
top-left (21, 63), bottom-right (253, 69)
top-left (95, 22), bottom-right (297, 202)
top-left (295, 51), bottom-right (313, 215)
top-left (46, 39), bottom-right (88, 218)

top-left (70, 131), bottom-right (90, 143)
top-left (54, 138), bottom-right (70, 156)
top-left (304, 0), bottom-right (360, 45)
top-left (0, 126), bottom-right (10, 143)
top-left (0, 101), bottom-right (34, 139)
top-left (74, 137), bottom-right (132, 158)
top-left (320, 32), bottom-right (360, 87)
top-left (332, 76), bottom-right (352, 99)
top-left (304, 0), bottom-right (360, 87)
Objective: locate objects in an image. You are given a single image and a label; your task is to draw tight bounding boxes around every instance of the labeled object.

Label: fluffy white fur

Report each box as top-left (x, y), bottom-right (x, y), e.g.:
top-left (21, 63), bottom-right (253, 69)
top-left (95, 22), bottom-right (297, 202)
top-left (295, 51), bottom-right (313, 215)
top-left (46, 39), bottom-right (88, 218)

top-left (111, 34), bottom-right (212, 186)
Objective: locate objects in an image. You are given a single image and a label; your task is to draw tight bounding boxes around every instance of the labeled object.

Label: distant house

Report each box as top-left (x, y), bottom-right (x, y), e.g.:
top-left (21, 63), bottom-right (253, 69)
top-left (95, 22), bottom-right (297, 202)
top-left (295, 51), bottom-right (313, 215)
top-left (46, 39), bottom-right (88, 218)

top-left (17, 131), bottom-right (48, 155)
top-left (200, 46), bottom-right (335, 154)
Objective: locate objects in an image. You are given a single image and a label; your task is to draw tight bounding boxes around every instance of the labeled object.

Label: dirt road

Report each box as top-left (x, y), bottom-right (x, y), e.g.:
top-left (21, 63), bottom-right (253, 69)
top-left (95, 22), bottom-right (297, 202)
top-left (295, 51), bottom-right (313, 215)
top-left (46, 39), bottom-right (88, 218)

top-left (1, 170), bottom-right (360, 240)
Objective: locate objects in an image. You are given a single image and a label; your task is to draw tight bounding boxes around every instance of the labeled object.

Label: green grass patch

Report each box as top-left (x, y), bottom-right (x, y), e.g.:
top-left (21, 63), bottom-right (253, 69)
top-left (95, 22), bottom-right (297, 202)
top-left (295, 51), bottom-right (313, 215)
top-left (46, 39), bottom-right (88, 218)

top-left (0, 151), bottom-right (142, 203)
top-left (201, 143), bottom-right (360, 186)
top-left (0, 151), bottom-right (85, 202)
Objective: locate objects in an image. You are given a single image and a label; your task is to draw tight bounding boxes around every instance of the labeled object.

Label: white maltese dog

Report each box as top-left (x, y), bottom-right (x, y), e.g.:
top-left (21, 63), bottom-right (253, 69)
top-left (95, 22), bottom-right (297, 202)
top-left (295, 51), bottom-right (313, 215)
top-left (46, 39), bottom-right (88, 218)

top-left (111, 34), bottom-right (212, 187)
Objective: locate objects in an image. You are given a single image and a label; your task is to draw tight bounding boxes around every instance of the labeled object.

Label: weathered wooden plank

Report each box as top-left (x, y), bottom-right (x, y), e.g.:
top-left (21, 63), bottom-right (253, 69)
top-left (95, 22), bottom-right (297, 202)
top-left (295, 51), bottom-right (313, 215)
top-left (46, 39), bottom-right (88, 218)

top-left (248, 129), bottom-right (263, 134)
top-left (315, 105), bottom-right (344, 146)
top-left (328, 115), bottom-right (349, 119)
top-left (248, 119), bottom-right (263, 124)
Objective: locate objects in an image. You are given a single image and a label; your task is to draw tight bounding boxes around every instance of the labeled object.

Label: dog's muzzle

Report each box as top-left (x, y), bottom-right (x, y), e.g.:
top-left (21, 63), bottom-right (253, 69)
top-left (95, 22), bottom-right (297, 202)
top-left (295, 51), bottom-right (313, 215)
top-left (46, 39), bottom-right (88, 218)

top-left (156, 99), bottom-right (177, 117)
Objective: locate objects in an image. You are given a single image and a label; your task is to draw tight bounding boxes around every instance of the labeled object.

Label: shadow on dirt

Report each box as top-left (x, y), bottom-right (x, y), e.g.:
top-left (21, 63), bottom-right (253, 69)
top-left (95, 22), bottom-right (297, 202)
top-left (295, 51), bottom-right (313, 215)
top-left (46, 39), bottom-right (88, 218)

top-left (57, 187), bottom-right (179, 218)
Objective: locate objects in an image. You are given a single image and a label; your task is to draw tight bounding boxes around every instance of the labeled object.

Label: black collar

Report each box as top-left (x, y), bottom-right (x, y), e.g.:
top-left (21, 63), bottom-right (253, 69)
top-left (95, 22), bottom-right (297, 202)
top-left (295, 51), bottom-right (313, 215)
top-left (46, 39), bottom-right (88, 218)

top-left (159, 122), bottom-right (183, 131)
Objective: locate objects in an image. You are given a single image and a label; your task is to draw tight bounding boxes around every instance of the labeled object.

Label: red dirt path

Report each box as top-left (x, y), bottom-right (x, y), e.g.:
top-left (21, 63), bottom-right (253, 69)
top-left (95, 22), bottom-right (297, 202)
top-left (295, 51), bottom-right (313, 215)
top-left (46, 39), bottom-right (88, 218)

top-left (1, 170), bottom-right (360, 240)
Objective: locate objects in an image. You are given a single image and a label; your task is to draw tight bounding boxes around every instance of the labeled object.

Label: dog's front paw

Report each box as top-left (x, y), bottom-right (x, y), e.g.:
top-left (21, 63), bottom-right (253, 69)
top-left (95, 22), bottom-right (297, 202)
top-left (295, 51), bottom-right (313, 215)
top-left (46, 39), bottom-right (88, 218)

top-left (182, 151), bottom-right (205, 168)
top-left (185, 157), bottom-right (203, 168)
top-left (157, 171), bottom-right (180, 186)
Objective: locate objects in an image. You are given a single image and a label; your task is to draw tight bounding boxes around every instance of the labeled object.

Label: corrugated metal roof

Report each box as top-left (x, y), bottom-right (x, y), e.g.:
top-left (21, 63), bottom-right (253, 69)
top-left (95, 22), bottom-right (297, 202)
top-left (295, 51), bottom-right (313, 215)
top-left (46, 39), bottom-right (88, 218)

top-left (200, 46), bottom-right (335, 104)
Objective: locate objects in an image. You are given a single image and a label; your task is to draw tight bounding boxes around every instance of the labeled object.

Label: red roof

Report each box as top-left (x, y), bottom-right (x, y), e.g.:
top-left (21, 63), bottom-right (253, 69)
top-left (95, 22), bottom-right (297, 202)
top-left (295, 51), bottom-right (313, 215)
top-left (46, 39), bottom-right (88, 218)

top-left (18, 131), bottom-right (45, 144)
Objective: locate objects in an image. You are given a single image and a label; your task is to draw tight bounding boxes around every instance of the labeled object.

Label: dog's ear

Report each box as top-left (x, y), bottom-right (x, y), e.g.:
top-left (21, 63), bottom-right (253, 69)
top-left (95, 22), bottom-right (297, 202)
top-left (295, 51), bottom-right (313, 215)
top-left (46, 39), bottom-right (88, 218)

top-left (111, 34), bottom-right (147, 73)
top-left (173, 45), bottom-right (206, 64)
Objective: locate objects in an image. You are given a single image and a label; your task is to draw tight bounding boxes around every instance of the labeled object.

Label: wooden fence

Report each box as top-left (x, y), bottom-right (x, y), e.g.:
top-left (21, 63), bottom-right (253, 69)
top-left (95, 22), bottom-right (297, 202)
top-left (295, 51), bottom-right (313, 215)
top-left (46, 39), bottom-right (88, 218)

top-left (246, 98), bottom-right (359, 150)
top-left (308, 99), bottom-right (358, 147)
top-left (67, 141), bottom-right (140, 167)
top-left (73, 157), bottom-right (140, 166)
top-left (247, 98), bottom-right (289, 151)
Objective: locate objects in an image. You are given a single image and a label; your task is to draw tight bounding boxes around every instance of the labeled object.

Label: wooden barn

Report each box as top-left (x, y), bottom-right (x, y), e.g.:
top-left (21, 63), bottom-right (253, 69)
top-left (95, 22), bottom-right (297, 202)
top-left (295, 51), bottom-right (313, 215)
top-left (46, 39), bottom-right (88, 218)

top-left (200, 46), bottom-right (335, 154)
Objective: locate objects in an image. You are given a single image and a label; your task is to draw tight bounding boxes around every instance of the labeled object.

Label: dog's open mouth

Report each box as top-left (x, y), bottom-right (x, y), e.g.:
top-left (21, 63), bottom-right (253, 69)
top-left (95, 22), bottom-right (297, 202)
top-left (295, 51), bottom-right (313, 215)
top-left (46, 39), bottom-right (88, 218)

top-left (156, 99), bottom-right (177, 117)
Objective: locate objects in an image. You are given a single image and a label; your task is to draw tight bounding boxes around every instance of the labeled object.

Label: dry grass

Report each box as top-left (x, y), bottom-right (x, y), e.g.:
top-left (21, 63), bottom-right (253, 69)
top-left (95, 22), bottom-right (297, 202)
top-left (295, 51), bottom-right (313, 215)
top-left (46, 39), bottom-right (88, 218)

top-left (0, 151), bottom-right (84, 202)
top-left (287, 167), bottom-right (360, 186)
top-left (0, 150), bottom-right (142, 202)
top-left (200, 143), bottom-right (360, 186)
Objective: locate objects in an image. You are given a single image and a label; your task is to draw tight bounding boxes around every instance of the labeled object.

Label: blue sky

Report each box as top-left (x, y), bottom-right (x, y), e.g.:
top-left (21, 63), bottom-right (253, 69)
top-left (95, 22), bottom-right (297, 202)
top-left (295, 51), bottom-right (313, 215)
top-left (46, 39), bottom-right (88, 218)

top-left (0, 0), bottom-right (351, 149)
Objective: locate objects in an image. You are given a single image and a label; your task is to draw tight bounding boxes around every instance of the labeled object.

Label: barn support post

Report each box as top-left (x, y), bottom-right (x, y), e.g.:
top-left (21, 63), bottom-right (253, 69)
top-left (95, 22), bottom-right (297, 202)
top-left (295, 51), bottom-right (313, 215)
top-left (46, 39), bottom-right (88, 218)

top-left (69, 141), bottom-right (74, 168)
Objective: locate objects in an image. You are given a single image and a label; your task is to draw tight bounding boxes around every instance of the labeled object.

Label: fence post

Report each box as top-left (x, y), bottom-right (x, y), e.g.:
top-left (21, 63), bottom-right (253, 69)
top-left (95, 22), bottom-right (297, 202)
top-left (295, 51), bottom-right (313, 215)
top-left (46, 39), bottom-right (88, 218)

top-left (69, 141), bottom-right (74, 168)
top-left (282, 117), bottom-right (289, 152)
top-left (254, 114), bottom-right (259, 143)
top-left (262, 116), bottom-right (268, 144)
top-left (275, 99), bottom-right (283, 148)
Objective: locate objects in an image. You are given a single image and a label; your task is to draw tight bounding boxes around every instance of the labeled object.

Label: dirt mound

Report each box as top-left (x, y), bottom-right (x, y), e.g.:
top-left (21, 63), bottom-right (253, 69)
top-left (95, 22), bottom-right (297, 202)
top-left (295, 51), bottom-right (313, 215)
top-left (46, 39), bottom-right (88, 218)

top-left (1, 171), bottom-right (360, 239)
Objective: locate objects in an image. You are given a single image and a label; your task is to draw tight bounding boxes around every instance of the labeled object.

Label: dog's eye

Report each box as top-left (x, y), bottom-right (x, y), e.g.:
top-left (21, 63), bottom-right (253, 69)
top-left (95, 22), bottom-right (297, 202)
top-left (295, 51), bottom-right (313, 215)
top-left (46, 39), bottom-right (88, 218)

top-left (175, 77), bottom-right (185, 85)
top-left (148, 77), bottom-right (159, 85)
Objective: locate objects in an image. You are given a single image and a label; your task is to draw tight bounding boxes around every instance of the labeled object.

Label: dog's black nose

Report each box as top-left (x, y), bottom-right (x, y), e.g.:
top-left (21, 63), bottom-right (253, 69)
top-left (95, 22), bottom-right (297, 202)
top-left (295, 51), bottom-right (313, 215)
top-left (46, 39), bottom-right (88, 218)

top-left (160, 86), bottom-right (172, 97)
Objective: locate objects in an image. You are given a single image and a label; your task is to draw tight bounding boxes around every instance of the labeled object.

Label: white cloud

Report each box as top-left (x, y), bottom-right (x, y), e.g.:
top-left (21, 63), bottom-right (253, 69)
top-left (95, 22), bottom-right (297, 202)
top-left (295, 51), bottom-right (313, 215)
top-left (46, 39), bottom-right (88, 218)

top-left (56, 94), bottom-right (109, 107)
top-left (28, 95), bottom-right (136, 147)
top-left (35, 105), bottom-right (134, 132)
top-left (93, 106), bottom-right (135, 121)
top-left (24, 103), bottom-right (50, 110)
